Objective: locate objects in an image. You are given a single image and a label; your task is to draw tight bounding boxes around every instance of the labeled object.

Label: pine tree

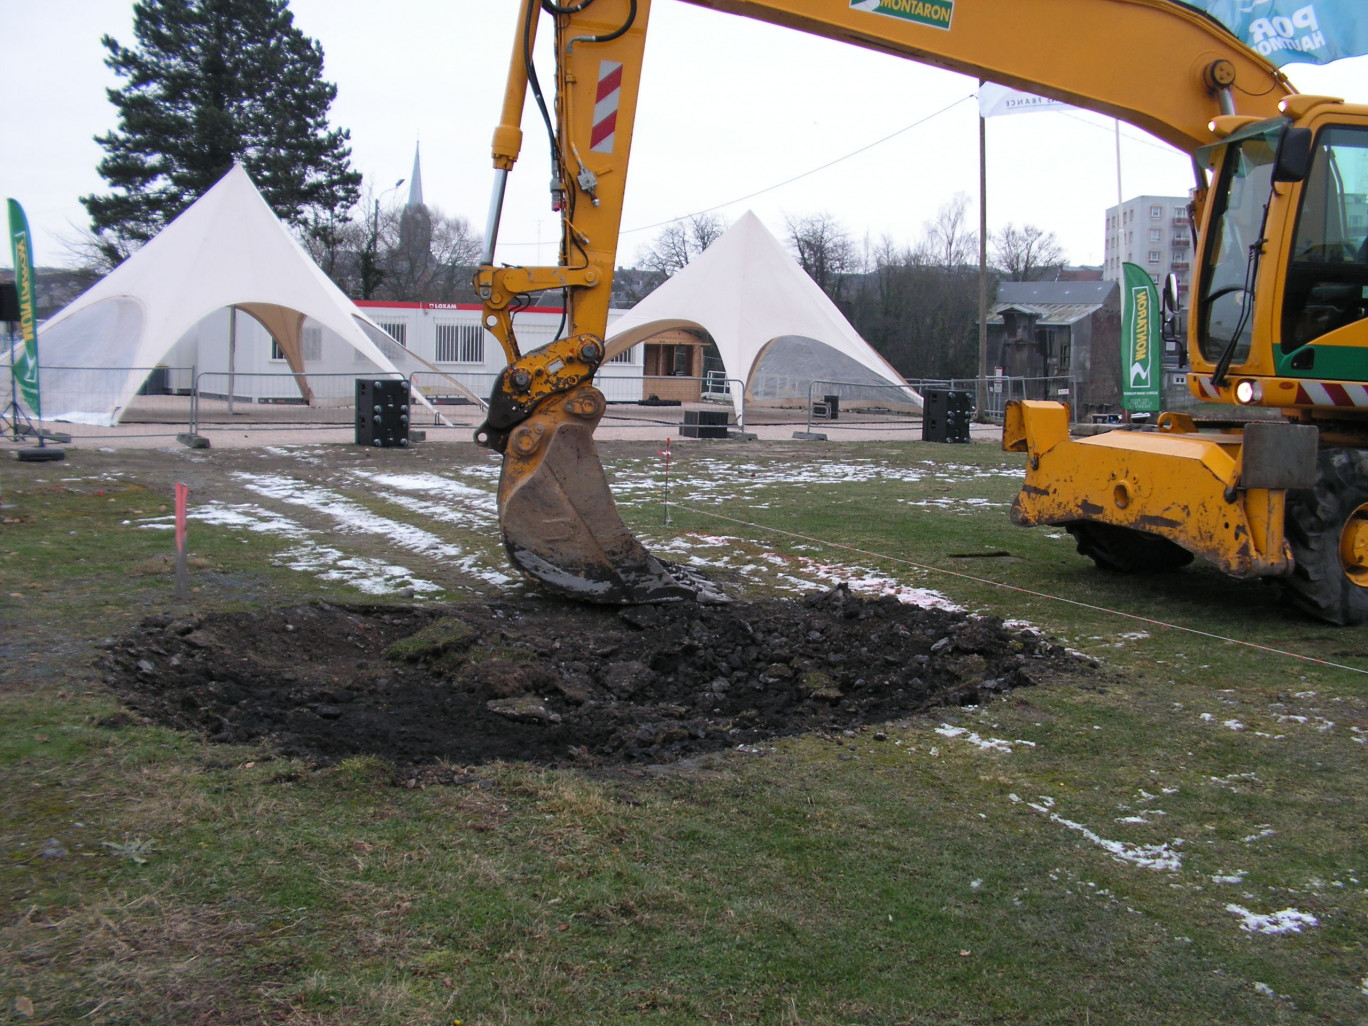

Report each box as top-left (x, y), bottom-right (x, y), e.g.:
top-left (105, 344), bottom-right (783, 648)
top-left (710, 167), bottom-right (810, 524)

top-left (82, 0), bottom-right (361, 265)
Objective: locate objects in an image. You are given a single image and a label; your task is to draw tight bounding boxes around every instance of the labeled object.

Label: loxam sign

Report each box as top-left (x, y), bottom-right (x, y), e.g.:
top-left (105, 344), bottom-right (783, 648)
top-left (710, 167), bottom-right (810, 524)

top-left (850, 0), bottom-right (954, 31)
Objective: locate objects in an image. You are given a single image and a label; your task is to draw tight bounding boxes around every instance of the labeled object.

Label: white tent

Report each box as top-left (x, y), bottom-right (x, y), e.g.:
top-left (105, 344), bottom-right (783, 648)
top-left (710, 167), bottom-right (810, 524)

top-left (29, 163), bottom-right (470, 425)
top-left (605, 211), bottom-right (917, 415)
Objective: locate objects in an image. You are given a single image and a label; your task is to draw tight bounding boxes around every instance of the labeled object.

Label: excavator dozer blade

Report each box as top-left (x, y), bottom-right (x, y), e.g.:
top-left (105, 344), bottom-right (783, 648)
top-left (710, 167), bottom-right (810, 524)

top-left (496, 384), bottom-right (716, 604)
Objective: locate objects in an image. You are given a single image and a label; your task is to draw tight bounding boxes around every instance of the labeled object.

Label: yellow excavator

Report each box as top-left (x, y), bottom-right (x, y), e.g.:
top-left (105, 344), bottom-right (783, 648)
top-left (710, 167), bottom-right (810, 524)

top-left (474, 0), bottom-right (1368, 624)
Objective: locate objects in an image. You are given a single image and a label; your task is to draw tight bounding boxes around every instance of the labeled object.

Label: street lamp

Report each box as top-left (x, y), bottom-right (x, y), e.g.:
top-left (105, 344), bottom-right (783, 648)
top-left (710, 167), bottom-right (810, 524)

top-left (361, 177), bottom-right (405, 300)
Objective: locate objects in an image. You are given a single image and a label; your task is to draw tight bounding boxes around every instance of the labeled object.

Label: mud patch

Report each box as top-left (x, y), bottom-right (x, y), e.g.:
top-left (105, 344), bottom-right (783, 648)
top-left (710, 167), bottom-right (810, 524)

top-left (101, 585), bottom-right (1091, 769)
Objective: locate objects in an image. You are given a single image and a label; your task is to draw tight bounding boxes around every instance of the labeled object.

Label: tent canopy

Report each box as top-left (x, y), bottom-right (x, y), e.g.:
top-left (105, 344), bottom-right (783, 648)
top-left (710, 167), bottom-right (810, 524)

top-left (606, 211), bottom-right (916, 414)
top-left (28, 163), bottom-right (468, 425)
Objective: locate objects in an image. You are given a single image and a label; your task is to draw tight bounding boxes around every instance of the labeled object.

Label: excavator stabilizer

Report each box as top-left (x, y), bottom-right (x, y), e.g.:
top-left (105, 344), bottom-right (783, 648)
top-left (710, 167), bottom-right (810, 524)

top-left (495, 384), bottom-right (710, 604)
top-left (1004, 401), bottom-right (1318, 579)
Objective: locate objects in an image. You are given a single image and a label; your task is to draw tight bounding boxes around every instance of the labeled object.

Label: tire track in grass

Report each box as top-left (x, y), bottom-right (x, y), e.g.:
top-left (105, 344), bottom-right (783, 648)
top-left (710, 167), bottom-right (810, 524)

top-left (188, 501), bottom-right (446, 596)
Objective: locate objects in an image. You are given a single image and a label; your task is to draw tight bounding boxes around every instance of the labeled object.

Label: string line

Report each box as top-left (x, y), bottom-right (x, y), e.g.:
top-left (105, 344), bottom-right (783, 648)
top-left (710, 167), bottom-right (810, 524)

top-left (673, 503), bottom-right (1368, 677)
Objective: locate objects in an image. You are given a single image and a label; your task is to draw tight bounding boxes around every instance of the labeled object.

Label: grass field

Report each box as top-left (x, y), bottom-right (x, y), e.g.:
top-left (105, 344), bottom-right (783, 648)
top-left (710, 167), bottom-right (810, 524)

top-left (2, 437), bottom-right (1366, 1025)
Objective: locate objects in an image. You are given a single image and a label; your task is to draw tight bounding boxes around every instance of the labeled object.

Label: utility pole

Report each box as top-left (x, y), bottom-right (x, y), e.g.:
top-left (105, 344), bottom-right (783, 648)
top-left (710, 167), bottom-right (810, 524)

top-left (977, 101), bottom-right (989, 419)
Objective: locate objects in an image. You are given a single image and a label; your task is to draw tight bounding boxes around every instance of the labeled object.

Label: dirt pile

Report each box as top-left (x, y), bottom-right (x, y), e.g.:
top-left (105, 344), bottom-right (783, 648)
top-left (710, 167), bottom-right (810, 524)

top-left (101, 585), bottom-right (1088, 769)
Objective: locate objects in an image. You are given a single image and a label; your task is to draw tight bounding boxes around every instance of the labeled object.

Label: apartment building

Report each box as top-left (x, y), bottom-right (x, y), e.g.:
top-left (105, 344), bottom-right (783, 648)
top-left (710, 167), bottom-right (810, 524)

top-left (1103, 194), bottom-right (1194, 299)
top-left (1103, 193), bottom-right (1195, 374)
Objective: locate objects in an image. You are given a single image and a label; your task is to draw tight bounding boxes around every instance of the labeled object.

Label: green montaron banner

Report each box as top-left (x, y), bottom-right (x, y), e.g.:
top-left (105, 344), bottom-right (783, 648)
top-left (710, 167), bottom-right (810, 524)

top-left (1120, 262), bottom-right (1162, 413)
top-left (8, 199), bottom-right (41, 418)
top-left (850, 0), bottom-right (954, 31)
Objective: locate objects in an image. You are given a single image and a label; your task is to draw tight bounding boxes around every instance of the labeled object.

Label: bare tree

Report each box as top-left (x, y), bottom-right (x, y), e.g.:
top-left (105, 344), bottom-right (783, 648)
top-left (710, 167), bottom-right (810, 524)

top-left (992, 222), bottom-right (1065, 281)
top-left (919, 193), bottom-right (978, 268)
top-left (786, 212), bottom-right (860, 303)
top-left (382, 205), bottom-right (482, 302)
top-left (300, 207), bottom-right (357, 285)
top-left (847, 213), bottom-right (983, 379)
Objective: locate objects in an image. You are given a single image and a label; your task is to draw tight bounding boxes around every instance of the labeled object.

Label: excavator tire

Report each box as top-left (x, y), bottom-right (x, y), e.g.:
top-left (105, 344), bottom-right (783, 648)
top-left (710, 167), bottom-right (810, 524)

top-left (1065, 521), bottom-right (1195, 575)
top-left (1282, 447), bottom-right (1368, 626)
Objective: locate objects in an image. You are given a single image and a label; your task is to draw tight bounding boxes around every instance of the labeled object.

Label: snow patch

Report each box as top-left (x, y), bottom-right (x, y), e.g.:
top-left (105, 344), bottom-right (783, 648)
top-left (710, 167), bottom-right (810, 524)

top-left (935, 725), bottom-right (1016, 752)
top-left (161, 500), bottom-right (449, 596)
top-left (649, 531), bottom-right (960, 610)
top-left (1010, 795), bottom-right (1182, 871)
top-left (230, 472), bottom-right (514, 586)
top-left (1226, 905), bottom-right (1319, 935)
top-left (275, 544), bottom-right (443, 596)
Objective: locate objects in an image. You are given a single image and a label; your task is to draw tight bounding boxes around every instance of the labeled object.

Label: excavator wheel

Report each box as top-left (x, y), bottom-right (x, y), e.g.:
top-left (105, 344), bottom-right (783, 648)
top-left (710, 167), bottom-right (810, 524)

top-left (1065, 521), bottom-right (1195, 575)
top-left (1282, 447), bottom-right (1368, 626)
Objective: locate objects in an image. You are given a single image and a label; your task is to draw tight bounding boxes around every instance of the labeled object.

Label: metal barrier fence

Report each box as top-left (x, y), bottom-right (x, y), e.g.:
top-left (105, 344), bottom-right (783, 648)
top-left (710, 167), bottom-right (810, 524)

top-left (408, 371), bottom-right (698, 407)
top-left (910, 375), bottom-right (1078, 424)
top-left (799, 379), bottom-right (924, 436)
top-left (22, 365), bottom-right (753, 442)
top-left (410, 370), bottom-right (750, 429)
top-left (410, 370), bottom-right (495, 412)
top-left (796, 375), bottom-right (1079, 436)
top-left (697, 379), bottom-right (747, 431)
top-left (20, 365), bottom-right (1077, 444)
top-left (27, 365), bottom-right (198, 441)
top-left (190, 370), bottom-right (417, 434)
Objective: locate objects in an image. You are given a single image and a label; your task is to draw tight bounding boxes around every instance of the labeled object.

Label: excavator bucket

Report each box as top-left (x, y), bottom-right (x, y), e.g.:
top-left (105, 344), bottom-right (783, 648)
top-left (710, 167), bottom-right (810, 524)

top-left (495, 383), bottom-right (714, 604)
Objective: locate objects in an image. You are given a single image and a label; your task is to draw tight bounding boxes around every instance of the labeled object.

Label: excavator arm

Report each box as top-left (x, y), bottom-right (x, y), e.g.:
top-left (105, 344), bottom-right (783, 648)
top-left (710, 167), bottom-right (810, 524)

top-left (474, 0), bottom-right (698, 602)
top-left (475, 0), bottom-right (1294, 603)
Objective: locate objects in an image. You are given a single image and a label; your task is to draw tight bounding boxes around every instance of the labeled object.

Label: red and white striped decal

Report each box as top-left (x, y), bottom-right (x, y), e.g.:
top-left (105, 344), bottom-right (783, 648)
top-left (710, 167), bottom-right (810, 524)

top-left (1294, 381), bottom-right (1368, 407)
top-left (590, 60), bottom-right (623, 153)
top-left (1194, 376), bottom-right (1222, 401)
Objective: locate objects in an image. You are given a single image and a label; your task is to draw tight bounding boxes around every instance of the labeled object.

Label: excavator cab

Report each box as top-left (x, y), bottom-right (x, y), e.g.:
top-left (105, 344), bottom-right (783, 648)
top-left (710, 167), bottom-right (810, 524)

top-left (1188, 108), bottom-right (1368, 398)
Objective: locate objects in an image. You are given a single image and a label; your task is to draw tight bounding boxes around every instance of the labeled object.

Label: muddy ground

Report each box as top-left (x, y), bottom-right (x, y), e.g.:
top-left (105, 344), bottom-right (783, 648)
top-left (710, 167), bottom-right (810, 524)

top-left (101, 583), bottom-right (1093, 773)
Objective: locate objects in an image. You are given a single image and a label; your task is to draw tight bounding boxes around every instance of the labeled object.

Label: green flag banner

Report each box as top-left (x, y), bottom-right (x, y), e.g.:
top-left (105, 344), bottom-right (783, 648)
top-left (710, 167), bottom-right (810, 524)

top-left (1120, 262), bottom-right (1162, 413)
top-left (8, 199), bottom-right (41, 418)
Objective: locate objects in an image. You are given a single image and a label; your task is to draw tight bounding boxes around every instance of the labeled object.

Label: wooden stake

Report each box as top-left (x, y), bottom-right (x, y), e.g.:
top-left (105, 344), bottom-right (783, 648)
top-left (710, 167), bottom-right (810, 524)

top-left (174, 482), bottom-right (189, 600)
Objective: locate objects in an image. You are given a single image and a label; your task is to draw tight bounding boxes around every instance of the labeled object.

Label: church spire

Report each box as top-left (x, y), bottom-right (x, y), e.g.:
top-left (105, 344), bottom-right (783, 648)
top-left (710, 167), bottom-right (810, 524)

top-left (406, 140), bottom-right (424, 208)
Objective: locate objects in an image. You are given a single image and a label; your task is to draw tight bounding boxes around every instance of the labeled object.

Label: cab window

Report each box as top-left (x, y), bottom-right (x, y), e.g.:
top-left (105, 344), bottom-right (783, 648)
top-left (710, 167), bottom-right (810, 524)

top-left (1282, 126), bottom-right (1368, 351)
top-left (1198, 131), bottom-right (1278, 365)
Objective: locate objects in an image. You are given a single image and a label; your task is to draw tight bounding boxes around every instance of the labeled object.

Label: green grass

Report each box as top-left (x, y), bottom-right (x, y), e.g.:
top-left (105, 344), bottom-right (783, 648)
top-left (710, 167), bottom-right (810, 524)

top-left (2, 441), bottom-right (1366, 1024)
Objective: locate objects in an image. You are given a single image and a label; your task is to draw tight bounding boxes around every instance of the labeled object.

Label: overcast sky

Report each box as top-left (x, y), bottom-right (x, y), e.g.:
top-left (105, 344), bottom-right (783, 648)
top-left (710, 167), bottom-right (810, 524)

top-left (4, 0), bottom-right (1368, 273)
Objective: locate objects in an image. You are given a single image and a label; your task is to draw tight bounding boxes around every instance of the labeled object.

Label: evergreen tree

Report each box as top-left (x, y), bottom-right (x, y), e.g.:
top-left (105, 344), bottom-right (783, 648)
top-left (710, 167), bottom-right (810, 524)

top-left (82, 0), bottom-right (361, 266)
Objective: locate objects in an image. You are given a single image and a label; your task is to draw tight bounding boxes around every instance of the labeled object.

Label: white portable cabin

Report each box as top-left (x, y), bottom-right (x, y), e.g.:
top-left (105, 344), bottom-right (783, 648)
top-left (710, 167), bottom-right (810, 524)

top-left (353, 301), bottom-right (643, 405)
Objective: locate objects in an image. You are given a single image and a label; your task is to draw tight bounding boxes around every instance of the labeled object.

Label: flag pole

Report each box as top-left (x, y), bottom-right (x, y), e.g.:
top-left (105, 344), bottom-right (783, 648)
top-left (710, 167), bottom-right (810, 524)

top-left (977, 87), bottom-right (989, 418)
top-left (1115, 119), bottom-right (1124, 208)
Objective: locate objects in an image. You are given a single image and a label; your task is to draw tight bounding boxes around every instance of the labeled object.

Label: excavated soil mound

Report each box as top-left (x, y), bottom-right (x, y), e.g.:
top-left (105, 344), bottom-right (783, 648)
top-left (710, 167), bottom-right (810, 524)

top-left (101, 585), bottom-right (1088, 770)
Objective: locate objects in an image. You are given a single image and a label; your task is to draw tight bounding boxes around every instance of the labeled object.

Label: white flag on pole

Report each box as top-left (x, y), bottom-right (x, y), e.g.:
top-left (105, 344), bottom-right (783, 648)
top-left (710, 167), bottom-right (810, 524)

top-left (977, 82), bottom-right (1077, 118)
